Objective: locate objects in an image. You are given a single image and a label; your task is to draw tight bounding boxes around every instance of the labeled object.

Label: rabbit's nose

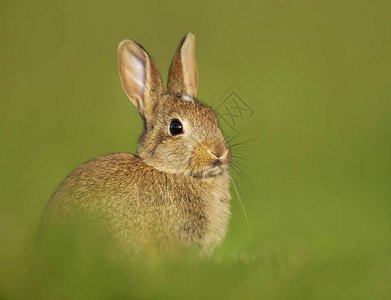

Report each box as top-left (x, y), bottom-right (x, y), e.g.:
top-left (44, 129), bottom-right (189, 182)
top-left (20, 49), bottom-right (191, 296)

top-left (208, 145), bottom-right (230, 163)
top-left (210, 149), bottom-right (228, 160)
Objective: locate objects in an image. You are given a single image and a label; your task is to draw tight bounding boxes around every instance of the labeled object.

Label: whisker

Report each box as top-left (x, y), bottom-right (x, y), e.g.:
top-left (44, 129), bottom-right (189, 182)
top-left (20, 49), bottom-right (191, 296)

top-left (231, 159), bottom-right (260, 178)
top-left (231, 171), bottom-right (248, 209)
top-left (230, 177), bottom-right (249, 233)
top-left (230, 154), bottom-right (253, 164)
top-left (230, 164), bottom-right (246, 183)
top-left (229, 142), bottom-right (258, 150)
top-left (111, 115), bottom-right (136, 136)
top-left (230, 158), bottom-right (250, 179)
top-left (230, 161), bottom-right (252, 182)
top-left (229, 137), bottom-right (275, 149)
top-left (226, 123), bottom-right (259, 144)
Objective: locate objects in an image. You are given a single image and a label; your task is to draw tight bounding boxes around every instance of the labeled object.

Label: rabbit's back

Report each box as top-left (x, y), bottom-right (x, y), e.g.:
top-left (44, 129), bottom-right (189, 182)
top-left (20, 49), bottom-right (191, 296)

top-left (43, 153), bottom-right (230, 253)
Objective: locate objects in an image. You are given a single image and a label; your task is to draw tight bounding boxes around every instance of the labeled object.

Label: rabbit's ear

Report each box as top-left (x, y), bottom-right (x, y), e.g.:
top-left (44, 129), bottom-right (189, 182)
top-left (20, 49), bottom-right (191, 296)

top-left (167, 33), bottom-right (198, 98)
top-left (118, 40), bottom-right (164, 120)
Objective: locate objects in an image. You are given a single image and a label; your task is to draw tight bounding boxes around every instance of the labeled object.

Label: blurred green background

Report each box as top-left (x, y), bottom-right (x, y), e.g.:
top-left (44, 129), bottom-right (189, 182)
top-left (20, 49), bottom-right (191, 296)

top-left (1, 0), bottom-right (390, 299)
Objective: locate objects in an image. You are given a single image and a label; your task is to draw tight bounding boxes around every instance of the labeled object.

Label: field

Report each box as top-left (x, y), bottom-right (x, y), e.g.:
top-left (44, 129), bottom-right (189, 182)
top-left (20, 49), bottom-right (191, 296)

top-left (1, 0), bottom-right (390, 299)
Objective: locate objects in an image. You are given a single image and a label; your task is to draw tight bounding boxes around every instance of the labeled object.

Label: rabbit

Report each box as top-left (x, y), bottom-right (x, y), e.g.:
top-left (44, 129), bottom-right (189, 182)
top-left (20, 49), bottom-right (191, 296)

top-left (41, 33), bottom-right (231, 255)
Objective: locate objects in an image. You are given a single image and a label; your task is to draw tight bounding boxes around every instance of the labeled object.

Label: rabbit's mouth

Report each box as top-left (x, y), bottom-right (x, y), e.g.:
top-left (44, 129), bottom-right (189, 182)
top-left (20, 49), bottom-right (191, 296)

top-left (203, 166), bottom-right (224, 178)
top-left (191, 165), bottom-right (225, 178)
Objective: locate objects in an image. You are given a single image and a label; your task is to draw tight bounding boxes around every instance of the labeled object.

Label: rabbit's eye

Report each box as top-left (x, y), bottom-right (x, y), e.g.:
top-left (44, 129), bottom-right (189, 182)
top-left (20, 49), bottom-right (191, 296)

top-left (169, 119), bottom-right (183, 135)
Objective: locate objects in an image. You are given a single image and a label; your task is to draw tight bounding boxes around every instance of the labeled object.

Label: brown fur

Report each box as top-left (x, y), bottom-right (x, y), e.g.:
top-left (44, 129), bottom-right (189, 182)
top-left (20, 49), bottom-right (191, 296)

top-left (42, 33), bottom-right (231, 255)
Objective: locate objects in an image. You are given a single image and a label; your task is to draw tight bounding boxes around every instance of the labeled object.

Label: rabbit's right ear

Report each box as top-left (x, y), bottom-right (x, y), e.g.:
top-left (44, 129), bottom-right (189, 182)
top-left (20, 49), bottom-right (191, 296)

top-left (167, 33), bottom-right (198, 98)
top-left (118, 40), bottom-right (164, 121)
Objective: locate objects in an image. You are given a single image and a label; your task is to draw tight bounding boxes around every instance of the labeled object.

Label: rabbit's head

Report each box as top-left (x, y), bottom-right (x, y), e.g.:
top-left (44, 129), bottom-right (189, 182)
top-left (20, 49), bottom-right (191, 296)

top-left (118, 33), bottom-right (230, 178)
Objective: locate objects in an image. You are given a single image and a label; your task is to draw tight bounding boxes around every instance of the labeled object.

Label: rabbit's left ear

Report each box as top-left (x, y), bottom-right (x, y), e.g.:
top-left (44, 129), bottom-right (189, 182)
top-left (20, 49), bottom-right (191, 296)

top-left (167, 33), bottom-right (198, 98)
top-left (118, 39), bottom-right (164, 124)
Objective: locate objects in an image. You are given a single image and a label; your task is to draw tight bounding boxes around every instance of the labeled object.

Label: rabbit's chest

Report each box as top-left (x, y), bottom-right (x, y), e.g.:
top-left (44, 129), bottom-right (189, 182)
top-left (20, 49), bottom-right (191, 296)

top-left (199, 191), bottom-right (230, 250)
top-left (173, 186), bottom-right (230, 251)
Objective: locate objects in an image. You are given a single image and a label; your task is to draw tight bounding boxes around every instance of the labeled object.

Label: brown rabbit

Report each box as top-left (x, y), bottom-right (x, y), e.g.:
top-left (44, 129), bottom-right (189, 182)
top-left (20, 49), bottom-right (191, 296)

top-left (41, 33), bottom-right (231, 255)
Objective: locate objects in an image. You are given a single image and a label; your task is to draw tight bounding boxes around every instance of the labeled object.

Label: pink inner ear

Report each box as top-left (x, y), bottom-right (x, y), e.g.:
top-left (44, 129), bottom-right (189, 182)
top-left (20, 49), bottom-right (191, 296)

top-left (123, 49), bottom-right (146, 97)
top-left (181, 35), bottom-right (198, 97)
top-left (119, 39), bottom-right (164, 115)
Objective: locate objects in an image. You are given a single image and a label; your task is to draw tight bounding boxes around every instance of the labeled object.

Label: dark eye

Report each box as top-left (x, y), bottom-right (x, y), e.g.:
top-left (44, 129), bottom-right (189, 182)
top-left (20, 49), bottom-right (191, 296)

top-left (169, 119), bottom-right (183, 135)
